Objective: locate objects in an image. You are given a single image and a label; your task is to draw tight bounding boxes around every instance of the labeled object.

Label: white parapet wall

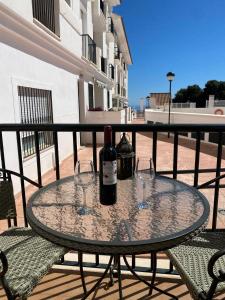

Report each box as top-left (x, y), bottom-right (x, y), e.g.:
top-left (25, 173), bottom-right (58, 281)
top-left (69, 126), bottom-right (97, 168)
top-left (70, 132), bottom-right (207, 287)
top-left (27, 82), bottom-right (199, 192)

top-left (81, 110), bottom-right (126, 145)
top-left (145, 109), bottom-right (225, 143)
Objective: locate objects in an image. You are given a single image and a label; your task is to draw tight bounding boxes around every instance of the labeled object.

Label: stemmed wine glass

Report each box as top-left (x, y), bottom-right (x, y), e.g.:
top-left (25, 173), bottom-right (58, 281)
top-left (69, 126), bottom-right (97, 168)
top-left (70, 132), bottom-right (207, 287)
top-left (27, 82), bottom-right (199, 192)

top-left (74, 160), bottom-right (96, 215)
top-left (135, 157), bottom-right (155, 209)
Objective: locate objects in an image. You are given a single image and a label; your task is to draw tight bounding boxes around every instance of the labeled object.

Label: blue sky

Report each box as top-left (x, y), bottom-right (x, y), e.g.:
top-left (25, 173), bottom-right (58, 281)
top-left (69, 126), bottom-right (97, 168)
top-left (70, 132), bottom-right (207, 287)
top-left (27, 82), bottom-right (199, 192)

top-left (114, 0), bottom-right (225, 107)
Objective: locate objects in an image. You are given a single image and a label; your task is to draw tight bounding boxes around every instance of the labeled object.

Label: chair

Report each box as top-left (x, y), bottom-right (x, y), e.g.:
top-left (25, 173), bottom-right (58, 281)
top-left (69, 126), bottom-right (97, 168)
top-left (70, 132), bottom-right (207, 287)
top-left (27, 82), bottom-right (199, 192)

top-left (166, 174), bottom-right (225, 300)
top-left (0, 168), bottom-right (68, 300)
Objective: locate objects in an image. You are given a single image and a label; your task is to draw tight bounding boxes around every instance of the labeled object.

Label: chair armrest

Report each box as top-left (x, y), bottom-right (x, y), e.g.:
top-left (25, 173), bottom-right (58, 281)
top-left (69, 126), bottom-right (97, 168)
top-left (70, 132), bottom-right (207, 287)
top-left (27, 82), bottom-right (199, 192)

top-left (208, 248), bottom-right (225, 281)
top-left (0, 250), bottom-right (8, 277)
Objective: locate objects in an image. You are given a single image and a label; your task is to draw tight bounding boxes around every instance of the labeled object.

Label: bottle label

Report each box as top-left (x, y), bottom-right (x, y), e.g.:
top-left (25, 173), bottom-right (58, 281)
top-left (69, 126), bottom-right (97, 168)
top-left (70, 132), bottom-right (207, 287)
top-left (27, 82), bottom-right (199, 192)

top-left (103, 161), bottom-right (117, 185)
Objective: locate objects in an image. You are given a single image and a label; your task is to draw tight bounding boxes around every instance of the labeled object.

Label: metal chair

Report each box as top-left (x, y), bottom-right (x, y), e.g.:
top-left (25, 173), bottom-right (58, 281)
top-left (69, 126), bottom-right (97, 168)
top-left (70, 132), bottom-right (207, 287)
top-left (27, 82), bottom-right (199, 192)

top-left (0, 168), bottom-right (68, 300)
top-left (166, 174), bottom-right (225, 300)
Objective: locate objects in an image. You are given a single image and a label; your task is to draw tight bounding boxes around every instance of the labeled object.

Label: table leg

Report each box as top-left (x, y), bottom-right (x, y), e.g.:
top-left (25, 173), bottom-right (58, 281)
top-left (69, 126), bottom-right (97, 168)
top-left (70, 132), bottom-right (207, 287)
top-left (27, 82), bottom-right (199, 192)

top-left (116, 255), bottom-right (123, 300)
top-left (123, 255), bottom-right (178, 300)
top-left (81, 256), bottom-right (114, 300)
top-left (149, 252), bottom-right (157, 295)
top-left (78, 251), bottom-right (87, 294)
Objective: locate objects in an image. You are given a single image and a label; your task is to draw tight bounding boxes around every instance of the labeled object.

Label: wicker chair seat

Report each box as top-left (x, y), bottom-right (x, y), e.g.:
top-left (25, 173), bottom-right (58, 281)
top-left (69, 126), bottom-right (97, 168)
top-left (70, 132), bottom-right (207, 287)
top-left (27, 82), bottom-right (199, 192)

top-left (0, 227), bottom-right (67, 299)
top-left (166, 232), bottom-right (225, 299)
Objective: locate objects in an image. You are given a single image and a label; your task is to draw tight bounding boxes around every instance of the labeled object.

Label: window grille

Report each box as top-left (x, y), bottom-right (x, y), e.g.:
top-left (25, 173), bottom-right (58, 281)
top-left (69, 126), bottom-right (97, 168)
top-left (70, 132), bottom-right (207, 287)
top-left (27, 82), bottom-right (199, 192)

top-left (32, 0), bottom-right (56, 33)
top-left (18, 86), bottom-right (54, 158)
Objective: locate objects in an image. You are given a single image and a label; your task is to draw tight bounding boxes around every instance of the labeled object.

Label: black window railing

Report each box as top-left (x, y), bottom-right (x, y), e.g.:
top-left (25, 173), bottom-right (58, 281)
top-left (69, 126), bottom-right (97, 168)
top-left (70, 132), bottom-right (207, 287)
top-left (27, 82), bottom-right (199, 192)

top-left (18, 86), bottom-right (54, 158)
top-left (1, 123), bottom-right (225, 276)
top-left (109, 64), bottom-right (115, 79)
top-left (82, 35), bottom-right (97, 64)
top-left (101, 57), bottom-right (107, 74)
top-left (107, 17), bottom-right (114, 34)
top-left (32, 0), bottom-right (56, 34)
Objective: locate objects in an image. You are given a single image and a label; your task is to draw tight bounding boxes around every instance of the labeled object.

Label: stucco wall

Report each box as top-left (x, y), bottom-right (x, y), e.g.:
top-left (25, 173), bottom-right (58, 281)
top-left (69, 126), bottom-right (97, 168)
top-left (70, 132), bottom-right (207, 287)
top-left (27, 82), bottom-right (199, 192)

top-left (0, 42), bottom-right (80, 192)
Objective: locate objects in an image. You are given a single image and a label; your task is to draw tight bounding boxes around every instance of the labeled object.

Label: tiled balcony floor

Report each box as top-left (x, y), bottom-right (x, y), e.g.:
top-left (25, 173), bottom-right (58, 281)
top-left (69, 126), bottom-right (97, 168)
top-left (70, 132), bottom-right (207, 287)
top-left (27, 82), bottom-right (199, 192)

top-left (1, 118), bottom-right (225, 299)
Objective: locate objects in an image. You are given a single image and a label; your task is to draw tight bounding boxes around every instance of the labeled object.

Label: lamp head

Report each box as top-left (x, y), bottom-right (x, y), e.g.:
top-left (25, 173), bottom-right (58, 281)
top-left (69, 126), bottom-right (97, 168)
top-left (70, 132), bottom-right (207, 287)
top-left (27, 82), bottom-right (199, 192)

top-left (166, 72), bottom-right (175, 81)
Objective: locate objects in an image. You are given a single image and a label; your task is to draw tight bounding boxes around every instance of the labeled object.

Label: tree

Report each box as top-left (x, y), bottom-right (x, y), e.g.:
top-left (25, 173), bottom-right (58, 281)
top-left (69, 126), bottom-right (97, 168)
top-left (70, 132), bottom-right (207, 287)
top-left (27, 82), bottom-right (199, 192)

top-left (174, 85), bottom-right (204, 107)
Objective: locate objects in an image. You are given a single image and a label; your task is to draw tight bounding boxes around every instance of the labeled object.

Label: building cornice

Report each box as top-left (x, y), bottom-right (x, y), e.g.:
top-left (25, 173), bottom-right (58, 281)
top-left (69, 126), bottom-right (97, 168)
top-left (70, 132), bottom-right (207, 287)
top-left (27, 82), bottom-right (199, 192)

top-left (0, 2), bottom-right (113, 87)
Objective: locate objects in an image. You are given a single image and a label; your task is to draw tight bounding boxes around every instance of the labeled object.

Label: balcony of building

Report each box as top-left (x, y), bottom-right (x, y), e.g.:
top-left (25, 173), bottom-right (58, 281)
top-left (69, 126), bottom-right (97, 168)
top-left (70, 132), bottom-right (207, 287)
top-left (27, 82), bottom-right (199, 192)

top-left (109, 64), bottom-right (115, 80)
top-left (106, 17), bottom-right (115, 42)
top-left (1, 120), bottom-right (225, 299)
top-left (82, 34), bottom-right (97, 65)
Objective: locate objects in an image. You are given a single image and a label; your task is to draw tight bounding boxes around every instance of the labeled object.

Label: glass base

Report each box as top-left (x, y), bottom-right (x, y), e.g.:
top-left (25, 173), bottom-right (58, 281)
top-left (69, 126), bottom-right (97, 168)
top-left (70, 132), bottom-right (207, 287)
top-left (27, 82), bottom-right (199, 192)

top-left (137, 201), bottom-right (149, 209)
top-left (77, 206), bottom-right (94, 216)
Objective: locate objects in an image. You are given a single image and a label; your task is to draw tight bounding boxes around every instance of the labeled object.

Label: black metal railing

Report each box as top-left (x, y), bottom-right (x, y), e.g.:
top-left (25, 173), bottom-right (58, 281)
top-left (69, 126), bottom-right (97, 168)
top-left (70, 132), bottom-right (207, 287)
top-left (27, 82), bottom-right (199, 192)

top-left (82, 35), bottom-right (96, 64)
top-left (101, 57), bottom-right (107, 74)
top-left (32, 0), bottom-right (56, 34)
top-left (1, 123), bottom-right (225, 275)
top-left (109, 64), bottom-right (115, 79)
top-left (107, 17), bottom-right (114, 34)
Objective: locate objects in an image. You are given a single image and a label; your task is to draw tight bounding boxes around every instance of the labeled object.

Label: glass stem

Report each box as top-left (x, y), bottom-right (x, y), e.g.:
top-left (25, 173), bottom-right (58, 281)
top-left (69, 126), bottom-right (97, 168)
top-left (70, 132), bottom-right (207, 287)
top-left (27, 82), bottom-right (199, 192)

top-left (143, 182), bottom-right (146, 202)
top-left (83, 187), bottom-right (87, 207)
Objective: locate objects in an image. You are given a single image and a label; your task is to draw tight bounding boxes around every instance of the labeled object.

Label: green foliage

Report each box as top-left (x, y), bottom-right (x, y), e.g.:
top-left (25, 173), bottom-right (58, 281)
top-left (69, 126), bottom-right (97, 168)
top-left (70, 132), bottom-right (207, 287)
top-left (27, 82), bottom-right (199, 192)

top-left (174, 80), bottom-right (225, 108)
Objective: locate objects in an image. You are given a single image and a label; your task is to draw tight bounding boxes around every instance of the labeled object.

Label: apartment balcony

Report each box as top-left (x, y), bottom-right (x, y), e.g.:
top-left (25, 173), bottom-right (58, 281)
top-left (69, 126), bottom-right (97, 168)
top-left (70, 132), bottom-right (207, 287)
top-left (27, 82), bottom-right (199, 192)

top-left (1, 122), bottom-right (225, 299)
top-left (32, 0), bottom-right (59, 36)
top-left (106, 17), bottom-right (115, 42)
top-left (101, 56), bottom-right (107, 74)
top-left (92, 0), bottom-right (106, 32)
top-left (109, 63), bottom-right (115, 80)
top-left (82, 34), bottom-right (97, 64)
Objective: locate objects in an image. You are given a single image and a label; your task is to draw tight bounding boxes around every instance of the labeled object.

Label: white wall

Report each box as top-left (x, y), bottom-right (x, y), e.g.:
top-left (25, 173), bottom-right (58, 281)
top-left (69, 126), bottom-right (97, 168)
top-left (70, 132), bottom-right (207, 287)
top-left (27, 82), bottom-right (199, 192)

top-left (145, 109), bottom-right (225, 125)
top-left (82, 109), bottom-right (126, 144)
top-left (0, 42), bottom-right (80, 192)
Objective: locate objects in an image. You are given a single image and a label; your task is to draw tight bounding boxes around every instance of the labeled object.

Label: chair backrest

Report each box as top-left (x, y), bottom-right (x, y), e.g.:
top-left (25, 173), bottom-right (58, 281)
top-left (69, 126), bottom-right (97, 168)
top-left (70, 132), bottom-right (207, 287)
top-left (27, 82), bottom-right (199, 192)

top-left (0, 170), bottom-right (17, 220)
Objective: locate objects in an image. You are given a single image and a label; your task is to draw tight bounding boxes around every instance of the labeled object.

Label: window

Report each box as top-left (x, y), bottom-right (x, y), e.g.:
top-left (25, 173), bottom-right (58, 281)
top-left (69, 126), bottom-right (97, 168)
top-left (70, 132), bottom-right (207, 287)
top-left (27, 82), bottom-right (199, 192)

top-left (32, 0), bottom-right (59, 35)
top-left (88, 84), bottom-right (94, 109)
top-left (18, 86), bottom-right (54, 158)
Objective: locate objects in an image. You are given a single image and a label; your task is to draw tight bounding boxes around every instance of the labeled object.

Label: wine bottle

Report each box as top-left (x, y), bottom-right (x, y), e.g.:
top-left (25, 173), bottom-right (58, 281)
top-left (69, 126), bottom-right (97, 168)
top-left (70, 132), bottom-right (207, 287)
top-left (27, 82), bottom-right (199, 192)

top-left (99, 126), bottom-right (117, 205)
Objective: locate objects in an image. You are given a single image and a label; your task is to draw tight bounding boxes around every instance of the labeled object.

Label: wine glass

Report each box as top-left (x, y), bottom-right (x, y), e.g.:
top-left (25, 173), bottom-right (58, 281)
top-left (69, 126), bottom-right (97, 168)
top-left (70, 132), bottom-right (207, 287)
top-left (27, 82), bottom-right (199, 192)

top-left (74, 160), bottom-right (96, 215)
top-left (135, 157), bottom-right (155, 209)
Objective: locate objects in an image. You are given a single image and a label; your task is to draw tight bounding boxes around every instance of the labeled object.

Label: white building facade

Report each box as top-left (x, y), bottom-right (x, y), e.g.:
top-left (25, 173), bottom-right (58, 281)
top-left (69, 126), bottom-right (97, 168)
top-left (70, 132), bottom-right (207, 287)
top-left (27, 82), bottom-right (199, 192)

top-left (0, 0), bottom-right (132, 190)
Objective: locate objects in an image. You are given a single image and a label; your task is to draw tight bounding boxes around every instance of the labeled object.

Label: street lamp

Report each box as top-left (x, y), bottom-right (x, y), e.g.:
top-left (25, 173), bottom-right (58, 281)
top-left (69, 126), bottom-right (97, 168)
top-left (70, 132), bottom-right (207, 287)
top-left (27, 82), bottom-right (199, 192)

top-left (166, 72), bottom-right (175, 138)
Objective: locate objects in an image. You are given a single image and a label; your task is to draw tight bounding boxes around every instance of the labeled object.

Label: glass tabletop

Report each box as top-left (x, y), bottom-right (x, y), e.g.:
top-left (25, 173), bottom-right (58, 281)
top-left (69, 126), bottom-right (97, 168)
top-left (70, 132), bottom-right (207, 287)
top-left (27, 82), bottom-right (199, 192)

top-left (27, 175), bottom-right (210, 254)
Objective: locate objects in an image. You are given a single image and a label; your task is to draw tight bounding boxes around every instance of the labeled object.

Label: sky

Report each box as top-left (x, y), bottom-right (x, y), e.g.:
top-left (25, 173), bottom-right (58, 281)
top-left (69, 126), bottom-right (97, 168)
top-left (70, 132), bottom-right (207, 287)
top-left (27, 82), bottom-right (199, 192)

top-left (114, 0), bottom-right (225, 108)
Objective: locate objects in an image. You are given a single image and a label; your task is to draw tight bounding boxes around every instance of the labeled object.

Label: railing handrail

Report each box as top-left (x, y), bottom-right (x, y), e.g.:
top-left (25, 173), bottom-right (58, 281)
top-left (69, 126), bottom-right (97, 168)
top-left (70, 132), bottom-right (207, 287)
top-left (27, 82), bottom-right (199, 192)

top-left (1, 123), bottom-right (225, 132)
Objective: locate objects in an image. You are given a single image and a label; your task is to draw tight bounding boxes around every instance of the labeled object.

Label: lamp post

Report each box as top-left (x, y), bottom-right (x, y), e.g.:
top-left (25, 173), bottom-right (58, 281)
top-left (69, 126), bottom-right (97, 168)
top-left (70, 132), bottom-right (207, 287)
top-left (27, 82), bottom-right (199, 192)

top-left (166, 72), bottom-right (175, 138)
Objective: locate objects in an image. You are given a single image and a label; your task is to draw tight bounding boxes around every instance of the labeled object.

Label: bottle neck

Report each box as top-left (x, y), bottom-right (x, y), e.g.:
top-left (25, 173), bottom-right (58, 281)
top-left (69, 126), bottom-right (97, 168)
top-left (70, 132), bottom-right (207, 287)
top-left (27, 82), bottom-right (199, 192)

top-left (104, 126), bottom-right (112, 147)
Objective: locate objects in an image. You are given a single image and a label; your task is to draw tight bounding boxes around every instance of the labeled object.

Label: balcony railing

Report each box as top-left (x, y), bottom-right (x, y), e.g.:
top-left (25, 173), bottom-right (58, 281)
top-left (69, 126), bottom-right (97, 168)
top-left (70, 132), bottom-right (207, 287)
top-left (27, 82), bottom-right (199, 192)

top-left (32, 0), bottom-right (56, 34)
top-left (101, 57), bottom-right (107, 74)
top-left (1, 123), bottom-right (225, 276)
top-left (82, 35), bottom-right (96, 64)
top-left (109, 64), bottom-right (115, 79)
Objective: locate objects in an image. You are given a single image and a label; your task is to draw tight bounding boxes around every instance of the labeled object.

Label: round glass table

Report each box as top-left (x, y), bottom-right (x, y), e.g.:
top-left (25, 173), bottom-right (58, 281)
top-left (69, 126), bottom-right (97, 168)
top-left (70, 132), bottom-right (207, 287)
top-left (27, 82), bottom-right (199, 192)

top-left (27, 175), bottom-right (210, 299)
